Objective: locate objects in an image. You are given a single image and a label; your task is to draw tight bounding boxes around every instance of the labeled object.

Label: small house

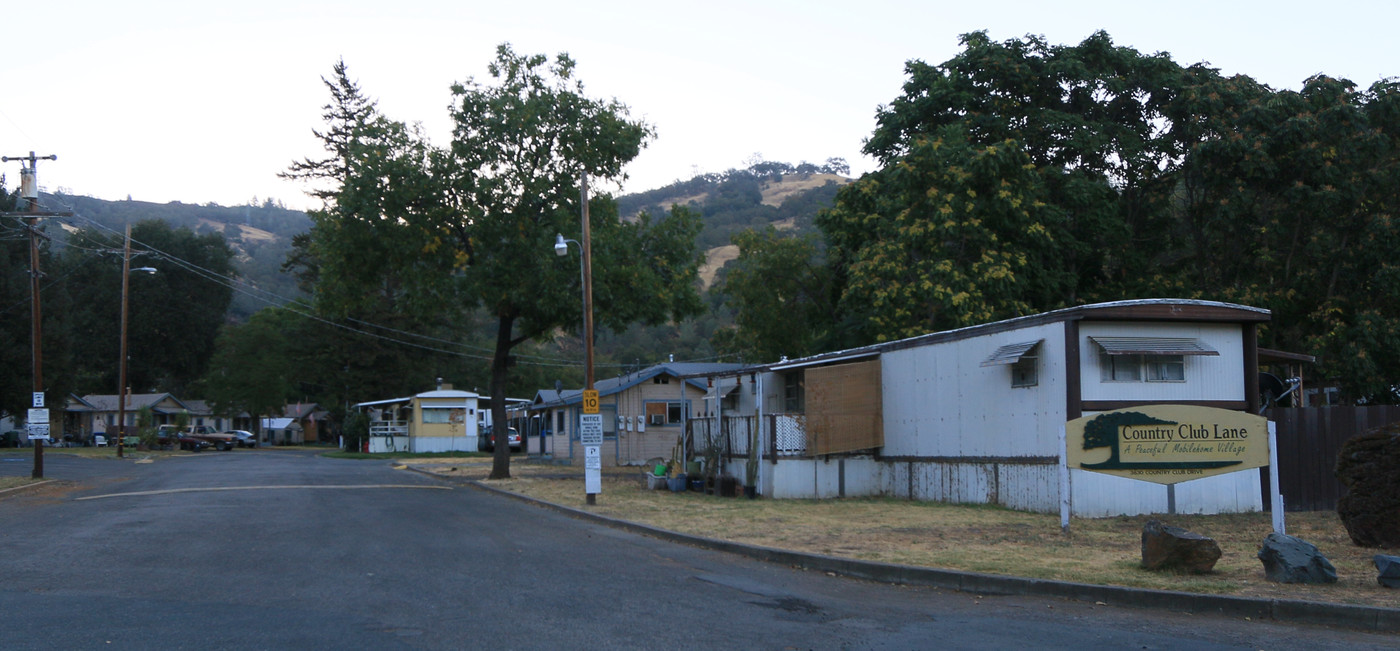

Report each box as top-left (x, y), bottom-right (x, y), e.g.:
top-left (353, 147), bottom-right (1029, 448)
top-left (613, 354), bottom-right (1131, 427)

top-left (531, 363), bottom-right (744, 467)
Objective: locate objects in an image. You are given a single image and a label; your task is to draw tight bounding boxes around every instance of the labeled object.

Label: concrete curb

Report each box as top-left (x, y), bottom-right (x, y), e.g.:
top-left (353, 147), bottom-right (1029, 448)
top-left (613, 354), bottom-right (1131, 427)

top-left (424, 470), bottom-right (1400, 634)
top-left (0, 479), bottom-right (55, 499)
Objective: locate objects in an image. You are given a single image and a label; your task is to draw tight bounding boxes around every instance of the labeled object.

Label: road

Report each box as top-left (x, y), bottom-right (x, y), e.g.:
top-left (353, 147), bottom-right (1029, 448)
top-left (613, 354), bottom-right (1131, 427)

top-left (0, 450), bottom-right (1393, 650)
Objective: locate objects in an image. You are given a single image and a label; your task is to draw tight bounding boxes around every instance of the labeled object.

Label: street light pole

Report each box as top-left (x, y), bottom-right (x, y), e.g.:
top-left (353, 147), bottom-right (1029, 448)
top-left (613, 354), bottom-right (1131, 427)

top-left (116, 224), bottom-right (155, 459)
top-left (554, 171), bottom-right (598, 505)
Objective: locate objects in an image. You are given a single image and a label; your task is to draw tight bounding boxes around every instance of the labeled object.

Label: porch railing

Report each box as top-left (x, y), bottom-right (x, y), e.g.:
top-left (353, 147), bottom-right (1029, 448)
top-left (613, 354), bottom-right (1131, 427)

top-left (369, 421), bottom-right (408, 437)
top-left (687, 413), bottom-right (808, 461)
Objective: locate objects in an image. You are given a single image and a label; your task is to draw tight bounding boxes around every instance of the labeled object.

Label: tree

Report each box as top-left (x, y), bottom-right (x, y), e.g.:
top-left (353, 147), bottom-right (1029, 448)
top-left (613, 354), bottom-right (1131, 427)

top-left (59, 220), bottom-right (234, 395)
top-left (203, 309), bottom-right (297, 441)
top-left (820, 127), bottom-right (1070, 341)
top-left (292, 47), bottom-right (703, 477)
top-left (717, 227), bottom-right (842, 361)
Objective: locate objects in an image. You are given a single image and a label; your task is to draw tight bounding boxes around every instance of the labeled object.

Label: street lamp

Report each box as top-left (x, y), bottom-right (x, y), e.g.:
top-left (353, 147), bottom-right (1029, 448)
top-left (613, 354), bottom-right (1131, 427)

top-left (116, 223), bottom-right (156, 459)
top-left (555, 173), bottom-right (598, 504)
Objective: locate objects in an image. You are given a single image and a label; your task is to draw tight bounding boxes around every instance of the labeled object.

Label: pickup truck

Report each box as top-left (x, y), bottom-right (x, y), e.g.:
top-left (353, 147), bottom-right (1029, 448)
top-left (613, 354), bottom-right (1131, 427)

top-left (188, 426), bottom-right (237, 451)
top-left (155, 425), bottom-right (236, 452)
top-left (156, 425), bottom-right (209, 452)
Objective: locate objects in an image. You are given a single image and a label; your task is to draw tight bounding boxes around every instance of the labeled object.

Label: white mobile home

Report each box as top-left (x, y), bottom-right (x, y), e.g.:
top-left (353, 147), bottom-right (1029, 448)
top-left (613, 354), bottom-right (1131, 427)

top-left (689, 299), bottom-right (1273, 517)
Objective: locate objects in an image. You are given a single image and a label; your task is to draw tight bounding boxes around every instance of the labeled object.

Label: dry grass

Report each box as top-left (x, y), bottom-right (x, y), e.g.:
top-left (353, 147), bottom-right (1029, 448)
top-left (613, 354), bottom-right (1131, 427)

top-left (0, 476), bottom-right (35, 491)
top-left (413, 459), bottom-right (1399, 609)
top-left (759, 173), bottom-right (850, 207)
top-left (698, 245), bottom-right (739, 289)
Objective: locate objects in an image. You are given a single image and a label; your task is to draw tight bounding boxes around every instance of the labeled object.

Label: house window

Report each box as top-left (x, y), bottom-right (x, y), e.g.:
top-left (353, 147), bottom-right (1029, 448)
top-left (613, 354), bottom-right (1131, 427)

top-left (1100, 353), bottom-right (1186, 382)
top-left (1011, 354), bottom-right (1038, 388)
top-left (645, 401), bottom-right (687, 425)
top-left (422, 408), bottom-right (453, 424)
top-left (783, 371), bottom-right (804, 412)
top-left (1145, 355), bottom-right (1185, 382)
top-left (652, 376), bottom-right (670, 384)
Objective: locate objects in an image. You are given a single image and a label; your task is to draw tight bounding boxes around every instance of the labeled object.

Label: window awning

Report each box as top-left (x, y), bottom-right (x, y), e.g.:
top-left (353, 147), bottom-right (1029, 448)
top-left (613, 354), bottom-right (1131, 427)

top-left (1089, 336), bottom-right (1219, 356)
top-left (981, 340), bottom-right (1042, 366)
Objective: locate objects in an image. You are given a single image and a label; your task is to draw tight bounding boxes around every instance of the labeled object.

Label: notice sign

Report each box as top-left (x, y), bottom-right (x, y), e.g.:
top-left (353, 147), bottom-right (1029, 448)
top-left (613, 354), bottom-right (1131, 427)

top-left (1066, 405), bottom-right (1269, 485)
top-left (27, 408), bottom-right (48, 424)
top-left (579, 413), bottom-right (603, 445)
top-left (584, 445), bottom-right (602, 494)
top-left (27, 423), bottom-right (49, 440)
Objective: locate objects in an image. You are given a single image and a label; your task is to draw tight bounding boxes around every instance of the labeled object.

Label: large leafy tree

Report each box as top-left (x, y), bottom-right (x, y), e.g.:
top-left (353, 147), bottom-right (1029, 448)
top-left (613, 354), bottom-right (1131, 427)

top-left (716, 227), bottom-right (842, 360)
top-left (1169, 74), bottom-right (1400, 399)
top-left (59, 220), bottom-right (234, 396)
top-left (820, 127), bottom-right (1068, 340)
top-left (204, 309), bottom-right (296, 438)
top-left (291, 46), bottom-right (703, 477)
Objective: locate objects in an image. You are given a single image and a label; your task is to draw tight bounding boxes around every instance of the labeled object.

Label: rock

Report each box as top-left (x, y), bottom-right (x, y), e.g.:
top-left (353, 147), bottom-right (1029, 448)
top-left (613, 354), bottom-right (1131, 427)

top-left (1141, 519), bottom-right (1221, 573)
top-left (1257, 532), bottom-right (1338, 584)
top-left (1375, 554), bottom-right (1400, 588)
top-left (1335, 424), bottom-right (1400, 548)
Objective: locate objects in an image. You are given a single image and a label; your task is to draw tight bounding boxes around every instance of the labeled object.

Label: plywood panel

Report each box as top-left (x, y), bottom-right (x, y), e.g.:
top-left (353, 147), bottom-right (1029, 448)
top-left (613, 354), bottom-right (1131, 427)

top-left (806, 360), bottom-right (883, 455)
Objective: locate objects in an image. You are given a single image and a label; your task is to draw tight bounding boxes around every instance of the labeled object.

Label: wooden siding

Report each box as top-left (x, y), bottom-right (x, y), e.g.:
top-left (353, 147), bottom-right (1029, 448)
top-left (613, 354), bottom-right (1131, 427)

top-left (806, 360), bottom-right (882, 455)
top-left (1265, 406), bottom-right (1400, 511)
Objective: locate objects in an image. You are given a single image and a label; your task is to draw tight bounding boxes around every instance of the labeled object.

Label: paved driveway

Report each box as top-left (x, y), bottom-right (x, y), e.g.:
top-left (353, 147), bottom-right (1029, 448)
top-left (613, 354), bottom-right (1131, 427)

top-left (0, 450), bottom-right (1392, 649)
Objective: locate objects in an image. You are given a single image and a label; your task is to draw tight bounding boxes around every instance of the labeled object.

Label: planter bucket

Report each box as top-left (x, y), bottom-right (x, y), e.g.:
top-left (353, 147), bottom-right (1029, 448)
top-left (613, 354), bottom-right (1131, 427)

top-left (667, 474), bottom-right (688, 492)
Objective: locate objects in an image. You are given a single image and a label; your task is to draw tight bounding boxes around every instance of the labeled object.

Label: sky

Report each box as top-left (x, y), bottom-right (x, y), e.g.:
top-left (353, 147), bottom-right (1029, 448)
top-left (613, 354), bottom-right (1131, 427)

top-left (3, 1), bottom-right (1397, 211)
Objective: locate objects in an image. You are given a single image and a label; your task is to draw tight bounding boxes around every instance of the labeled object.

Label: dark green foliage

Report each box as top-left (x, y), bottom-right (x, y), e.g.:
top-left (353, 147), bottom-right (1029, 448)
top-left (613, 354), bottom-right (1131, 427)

top-left (58, 220), bottom-right (234, 396)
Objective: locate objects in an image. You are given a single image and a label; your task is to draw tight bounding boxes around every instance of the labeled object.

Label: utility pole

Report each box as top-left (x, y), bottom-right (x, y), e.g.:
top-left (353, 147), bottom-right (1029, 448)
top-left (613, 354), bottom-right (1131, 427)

top-left (3, 152), bottom-right (68, 478)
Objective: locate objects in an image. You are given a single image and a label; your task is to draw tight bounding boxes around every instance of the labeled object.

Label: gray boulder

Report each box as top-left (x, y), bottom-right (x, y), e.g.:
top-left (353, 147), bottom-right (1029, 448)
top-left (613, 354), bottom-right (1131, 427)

top-left (1375, 554), bottom-right (1400, 588)
top-left (1257, 532), bottom-right (1337, 584)
top-left (1141, 519), bottom-right (1221, 573)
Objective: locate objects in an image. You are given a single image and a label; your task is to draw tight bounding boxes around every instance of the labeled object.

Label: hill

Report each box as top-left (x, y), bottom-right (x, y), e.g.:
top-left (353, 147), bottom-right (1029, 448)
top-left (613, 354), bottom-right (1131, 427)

top-left (44, 192), bottom-right (311, 320)
top-left (617, 161), bottom-right (851, 288)
top-left (40, 159), bottom-right (848, 328)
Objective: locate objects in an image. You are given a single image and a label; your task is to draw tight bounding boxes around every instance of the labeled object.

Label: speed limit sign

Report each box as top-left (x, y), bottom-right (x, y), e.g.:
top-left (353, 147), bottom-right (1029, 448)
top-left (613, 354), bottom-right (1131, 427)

top-left (582, 389), bottom-right (599, 414)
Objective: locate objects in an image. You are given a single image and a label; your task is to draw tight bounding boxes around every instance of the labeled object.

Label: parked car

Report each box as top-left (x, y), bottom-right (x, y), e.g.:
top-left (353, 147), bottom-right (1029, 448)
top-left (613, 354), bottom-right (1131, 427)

top-left (225, 430), bottom-right (258, 448)
top-left (478, 426), bottom-right (521, 453)
top-left (93, 434), bottom-right (108, 447)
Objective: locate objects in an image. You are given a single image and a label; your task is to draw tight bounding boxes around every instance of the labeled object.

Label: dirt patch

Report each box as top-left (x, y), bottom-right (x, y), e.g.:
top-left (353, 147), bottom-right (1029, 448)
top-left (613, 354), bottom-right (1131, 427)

top-left (760, 173), bottom-right (849, 207)
top-left (414, 460), bottom-right (1399, 609)
top-left (698, 245), bottom-right (739, 290)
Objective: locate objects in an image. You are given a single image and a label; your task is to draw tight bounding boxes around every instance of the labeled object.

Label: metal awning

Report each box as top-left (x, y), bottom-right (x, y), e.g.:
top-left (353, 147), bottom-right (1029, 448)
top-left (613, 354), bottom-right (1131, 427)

top-left (1089, 336), bottom-right (1219, 356)
top-left (981, 340), bottom-right (1042, 366)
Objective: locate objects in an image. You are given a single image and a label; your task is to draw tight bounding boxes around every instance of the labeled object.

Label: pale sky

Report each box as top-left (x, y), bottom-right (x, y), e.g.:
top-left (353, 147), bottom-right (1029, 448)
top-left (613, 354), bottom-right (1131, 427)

top-left (3, 1), bottom-right (1397, 210)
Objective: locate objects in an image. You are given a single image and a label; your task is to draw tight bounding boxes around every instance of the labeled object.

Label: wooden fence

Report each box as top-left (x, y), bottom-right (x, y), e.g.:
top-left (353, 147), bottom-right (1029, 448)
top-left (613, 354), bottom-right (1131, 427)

top-left (1264, 405), bottom-right (1400, 511)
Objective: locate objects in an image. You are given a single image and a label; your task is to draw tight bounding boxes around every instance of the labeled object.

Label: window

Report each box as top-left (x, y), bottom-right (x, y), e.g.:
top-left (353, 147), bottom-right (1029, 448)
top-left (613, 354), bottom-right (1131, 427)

top-left (421, 408), bottom-right (463, 424)
top-left (1011, 354), bottom-right (1038, 388)
top-left (982, 340), bottom-right (1041, 388)
top-left (1100, 353), bottom-right (1186, 382)
top-left (783, 371), bottom-right (804, 412)
top-left (645, 401), bottom-right (687, 425)
top-left (652, 376), bottom-right (670, 384)
top-left (1145, 355), bottom-right (1185, 382)
top-left (1100, 352), bottom-right (1142, 381)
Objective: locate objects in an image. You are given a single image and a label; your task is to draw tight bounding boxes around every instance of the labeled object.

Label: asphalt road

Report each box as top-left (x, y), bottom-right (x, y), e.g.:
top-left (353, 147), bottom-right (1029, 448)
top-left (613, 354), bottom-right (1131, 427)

top-left (0, 450), bottom-right (1394, 650)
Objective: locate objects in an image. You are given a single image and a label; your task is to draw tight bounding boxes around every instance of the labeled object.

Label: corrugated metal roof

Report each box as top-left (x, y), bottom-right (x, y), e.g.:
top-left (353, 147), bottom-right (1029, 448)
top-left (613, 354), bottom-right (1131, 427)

top-left (980, 340), bottom-right (1042, 366)
top-left (1088, 336), bottom-right (1219, 356)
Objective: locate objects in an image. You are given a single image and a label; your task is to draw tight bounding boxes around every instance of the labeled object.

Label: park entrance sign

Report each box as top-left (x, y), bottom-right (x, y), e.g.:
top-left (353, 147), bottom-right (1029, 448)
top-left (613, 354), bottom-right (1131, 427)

top-left (1066, 405), bottom-right (1269, 485)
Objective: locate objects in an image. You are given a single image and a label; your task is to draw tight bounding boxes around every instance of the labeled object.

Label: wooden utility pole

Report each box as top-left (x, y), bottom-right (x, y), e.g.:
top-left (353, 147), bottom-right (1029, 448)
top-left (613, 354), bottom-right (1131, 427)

top-left (2, 152), bottom-right (62, 478)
